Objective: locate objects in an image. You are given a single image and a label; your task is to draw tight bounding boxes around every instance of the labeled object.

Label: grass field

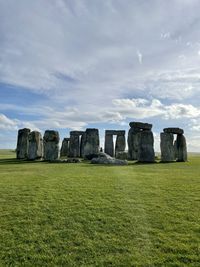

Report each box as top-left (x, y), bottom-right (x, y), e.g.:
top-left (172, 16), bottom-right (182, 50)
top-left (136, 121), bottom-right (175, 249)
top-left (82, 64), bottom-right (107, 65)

top-left (0, 150), bottom-right (200, 266)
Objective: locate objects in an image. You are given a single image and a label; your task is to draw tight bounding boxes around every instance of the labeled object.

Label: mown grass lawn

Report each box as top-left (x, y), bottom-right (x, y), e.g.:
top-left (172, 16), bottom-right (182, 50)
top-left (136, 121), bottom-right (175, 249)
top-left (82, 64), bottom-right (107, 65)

top-left (0, 150), bottom-right (200, 266)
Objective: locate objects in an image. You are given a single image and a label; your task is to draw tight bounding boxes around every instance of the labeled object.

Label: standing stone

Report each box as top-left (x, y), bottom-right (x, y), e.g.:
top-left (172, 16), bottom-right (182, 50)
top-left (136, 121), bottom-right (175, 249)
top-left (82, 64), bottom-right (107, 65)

top-left (176, 134), bottom-right (187, 162)
top-left (28, 131), bottom-right (43, 160)
top-left (80, 132), bottom-right (86, 158)
top-left (137, 131), bottom-right (155, 162)
top-left (43, 130), bottom-right (59, 161)
top-left (69, 131), bottom-right (85, 158)
top-left (104, 132), bottom-right (114, 157)
top-left (115, 133), bottom-right (126, 156)
top-left (128, 127), bottom-right (140, 160)
top-left (60, 138), bottom-right (70, 157)
top-left (69, 132), bottom-right (80, 157)
top-left (174, 140), bottom-right (178, 159)
top-left (82, 128), bottom-right (100, 158)
top-left (16, 128), bottom-right (31, 159)
top-left (160, 132), bottom-right (175, 162)
top-left (115, 151), bottom-right (128, 160)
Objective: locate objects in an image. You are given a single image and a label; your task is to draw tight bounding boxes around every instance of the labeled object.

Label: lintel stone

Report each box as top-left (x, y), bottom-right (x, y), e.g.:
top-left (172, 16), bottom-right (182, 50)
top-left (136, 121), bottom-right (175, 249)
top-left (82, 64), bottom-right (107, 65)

top-left (129, 122), bottom-right (152, 130)
top-left (163, 128), bottom-right (184, 135)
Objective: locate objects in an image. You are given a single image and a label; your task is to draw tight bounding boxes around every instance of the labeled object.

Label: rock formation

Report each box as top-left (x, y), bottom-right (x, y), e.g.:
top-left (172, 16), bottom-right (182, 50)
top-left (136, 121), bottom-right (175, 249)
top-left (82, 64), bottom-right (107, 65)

top-left (43, 130), bottom-right (59, 161)
top-left (81, 128), bottom-right (100, 158)
top-left (161, 128), bottom-right (187, 162)
top-left (105, 130), bottom-right (126, 157)
top-left (128, 127), bottom-right (140, 160)
top-left (176, 134), bottom-right (187, 162)
top-left (137, 130), bottom-right (155, 162)
top-left (69, 131), bottom-right (84, 157)
top-left (160, 132), bottom-right (175, 162)
top-left (174, 140), bottom-right (178, 159)
top-left (60, 138), bottom-right (70, 157)
top-left (91, 152), bottom-right (128, 165)
top-left (104, 131), bottom-right (114, 156)
top-left (28, 131), bottom-right (43, 160)
top-left (16, 128), bottom-right (31, 159)
top-left (128, 122), bottom-right (155, 162)
top-left (115, 131), bottom-right (126, 157)
top-left (163, 128), bottom-right (184, 135)
top-left (115, 151), bottom-right (128, 160)
top-left (15, 124), bottom-right (187, 164)
top-left (129, 122), bottom-right (152, 130)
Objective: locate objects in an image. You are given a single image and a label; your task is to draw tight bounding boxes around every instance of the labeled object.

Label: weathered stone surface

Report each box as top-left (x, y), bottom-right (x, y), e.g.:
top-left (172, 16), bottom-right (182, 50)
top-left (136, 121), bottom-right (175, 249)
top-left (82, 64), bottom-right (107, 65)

top-left (176, 134), bottom-right (187, 162)
top-left (84, 153), bottom-right (99, 160)
top-left (82, 128), bottom-right (100, 158)
top-left (115, 134), bottom-right (126, 156)
top-left (128, 127), bottom-right (140, 160)
top-left (43, 130), bottom-right (59, 161)
top-left (60, 138), bottom-right (70, 157)
top-left (105, 130), bottom-right (126, 157)
top-left (174, 140), bottom-right (178, 159)
top-left (69, 132), bottom-right (81, 157)
top-left (115, 151), bottom-right (128, 160)
top-left (137, 131), bottom-right (155, 162)
top-left (80, 132), bottom-right (86, 157)
top-left (160, 132), bottom-right (175, 162)
top-left (164, 128), bottom-right (184, 135)
top-left (28, 131), bottom-right (43, 160)
top-left (129, 122), bottom-right (152, 130)
top-left (104, 133), bottom-right (114, 157)
top-left (70, 131), bottom-right (85, 135)
top-left (91, 152), bottom-right (128, 165)
top-left (16, 128), bottom-right (31, 159)
top-left (105, 130), bottom-right (125, 135)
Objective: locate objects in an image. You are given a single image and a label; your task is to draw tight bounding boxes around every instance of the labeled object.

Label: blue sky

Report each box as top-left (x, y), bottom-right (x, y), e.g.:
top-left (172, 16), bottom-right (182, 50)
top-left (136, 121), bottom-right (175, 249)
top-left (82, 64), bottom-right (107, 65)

top-left (1, 0), bottom-right (200, 151)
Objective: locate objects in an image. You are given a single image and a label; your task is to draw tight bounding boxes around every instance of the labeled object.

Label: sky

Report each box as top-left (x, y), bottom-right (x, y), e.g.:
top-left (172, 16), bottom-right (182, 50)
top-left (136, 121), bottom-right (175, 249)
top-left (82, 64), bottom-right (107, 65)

top-left (1, 0), bottom-right (200, 151)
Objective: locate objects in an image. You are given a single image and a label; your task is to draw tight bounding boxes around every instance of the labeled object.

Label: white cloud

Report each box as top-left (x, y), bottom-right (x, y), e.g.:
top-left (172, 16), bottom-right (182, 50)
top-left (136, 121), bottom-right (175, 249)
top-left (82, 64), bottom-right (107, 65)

top-left (1, 0), bottom-right (200, 105)
top-left (165, 104), bottom-right (200, 119)
top-left (0, 113), bottom-right (40, 131)
top-left (1, 1), bottom-right (200, 150)
top-left (0, 114), bottom-right (18, 130)
top-left (111, 98), bottom-right (200, 121)
top-left (1, 98), bottom-right (200, 131)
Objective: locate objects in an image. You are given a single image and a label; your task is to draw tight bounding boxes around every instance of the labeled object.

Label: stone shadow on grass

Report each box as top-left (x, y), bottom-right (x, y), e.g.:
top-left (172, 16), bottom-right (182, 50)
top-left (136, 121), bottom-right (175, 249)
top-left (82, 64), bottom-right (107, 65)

top-left (0, 158), bottom-right (45, 165)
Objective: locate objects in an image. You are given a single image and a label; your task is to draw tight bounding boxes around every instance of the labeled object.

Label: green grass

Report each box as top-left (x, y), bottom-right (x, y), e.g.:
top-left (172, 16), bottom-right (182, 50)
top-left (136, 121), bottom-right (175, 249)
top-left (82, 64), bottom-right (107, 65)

top-left (0, 150), bottom-right (200, 267)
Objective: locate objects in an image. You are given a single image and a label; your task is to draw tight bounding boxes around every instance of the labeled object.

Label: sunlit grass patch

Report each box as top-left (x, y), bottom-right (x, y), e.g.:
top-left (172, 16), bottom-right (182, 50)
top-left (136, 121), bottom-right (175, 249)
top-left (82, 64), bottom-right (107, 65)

top-left (0, 150), bottom-right (200, 266)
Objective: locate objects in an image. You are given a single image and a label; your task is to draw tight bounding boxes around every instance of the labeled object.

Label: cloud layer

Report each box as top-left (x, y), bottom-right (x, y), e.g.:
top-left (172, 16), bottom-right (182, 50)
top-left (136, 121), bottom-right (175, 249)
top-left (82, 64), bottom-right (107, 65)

top-left (0, 0), bottom-right (200, 151)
